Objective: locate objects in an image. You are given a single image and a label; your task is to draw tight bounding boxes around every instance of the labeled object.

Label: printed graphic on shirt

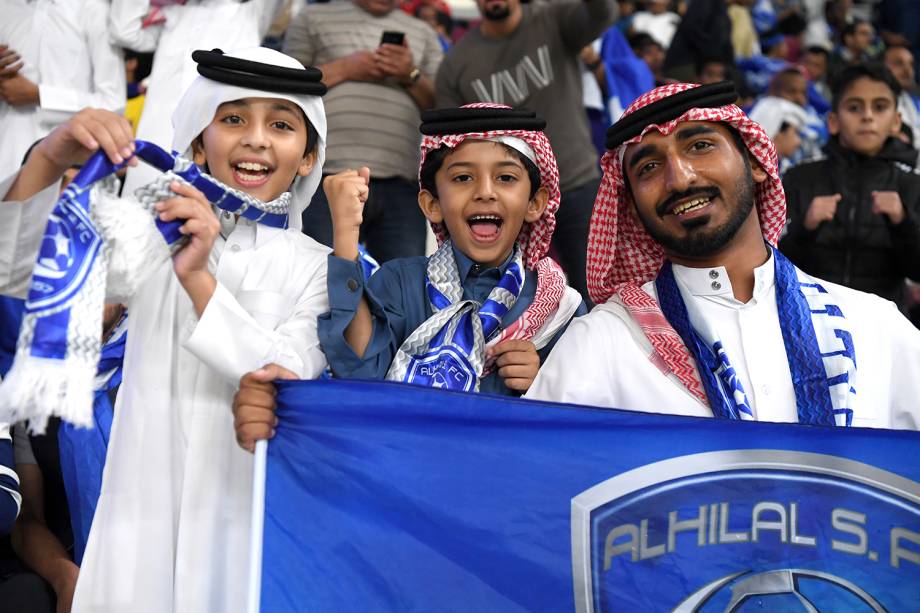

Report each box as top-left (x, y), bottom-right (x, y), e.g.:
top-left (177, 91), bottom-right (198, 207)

top-left (470, 45), bottom-right (554, 106)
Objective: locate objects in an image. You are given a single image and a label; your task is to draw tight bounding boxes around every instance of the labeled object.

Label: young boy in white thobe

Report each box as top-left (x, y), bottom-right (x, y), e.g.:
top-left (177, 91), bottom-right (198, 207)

top-left (0, 46), bottom-right (332, 613)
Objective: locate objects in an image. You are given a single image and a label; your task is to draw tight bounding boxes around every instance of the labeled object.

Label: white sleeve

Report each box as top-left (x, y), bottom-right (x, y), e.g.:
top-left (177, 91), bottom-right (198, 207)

top-left (38, 6), bottom-right (127, 114)
top-left (525, 315), bottom-right (611, 407)
top-left (0, 172), bottom-right (62, 299)
top-left (888, 306), bottom-right (920, 431)
top-left (182, 261), bottom-right (330, 382)
top-left (108, 0), bottom-right (161, 52)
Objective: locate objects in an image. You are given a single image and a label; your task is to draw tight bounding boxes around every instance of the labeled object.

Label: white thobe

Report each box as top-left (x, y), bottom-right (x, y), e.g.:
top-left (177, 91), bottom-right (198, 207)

top-left (527, 257), bottom-right (920, 430)
top-left (0, 0), bottom-right (126, 179)
top-left (0, 171), bottom-right (331, 612)
top-left (110, 0), bottom-right (284, 197)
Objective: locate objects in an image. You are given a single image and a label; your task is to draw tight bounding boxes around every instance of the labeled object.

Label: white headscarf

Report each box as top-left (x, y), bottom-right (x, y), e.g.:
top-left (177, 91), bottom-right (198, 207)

top-left (171, 46), bottom-right (327, 230)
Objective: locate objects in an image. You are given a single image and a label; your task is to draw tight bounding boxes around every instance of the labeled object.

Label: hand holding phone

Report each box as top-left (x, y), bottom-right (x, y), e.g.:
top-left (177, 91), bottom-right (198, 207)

top-left (380, 31), bottom-right (405, 46)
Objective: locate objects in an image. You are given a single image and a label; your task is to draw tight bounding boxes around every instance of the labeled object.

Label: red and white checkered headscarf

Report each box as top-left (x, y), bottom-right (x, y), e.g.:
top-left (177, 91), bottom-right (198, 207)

top-left (587, 82), bottom-right (786, 304)
top-left (586, 83), bottom-right (786, 406)
top-left (419, 103), bottom-right (561, 271)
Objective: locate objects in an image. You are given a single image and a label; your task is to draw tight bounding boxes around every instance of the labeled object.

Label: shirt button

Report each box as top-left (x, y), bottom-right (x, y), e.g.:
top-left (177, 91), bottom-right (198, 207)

top-left (229, 244), bottom-right (241, 252)
top-left (711, 281), bottom-right (721, 290)
top-left (347, 278), bottom-right (359, 292)
top-left (709, 270), bottom-right (719, 279)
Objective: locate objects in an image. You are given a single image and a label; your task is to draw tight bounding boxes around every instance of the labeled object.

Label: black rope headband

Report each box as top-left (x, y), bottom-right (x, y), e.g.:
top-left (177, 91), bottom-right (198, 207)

top-left (192, 49), bottom-right (327, 96)
top-left (420, 107), bottom-right (546, 136)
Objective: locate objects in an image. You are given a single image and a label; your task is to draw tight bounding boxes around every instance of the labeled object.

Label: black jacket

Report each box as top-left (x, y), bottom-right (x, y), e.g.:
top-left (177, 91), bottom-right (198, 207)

top-left (780, 137), bottom-right (920, 303)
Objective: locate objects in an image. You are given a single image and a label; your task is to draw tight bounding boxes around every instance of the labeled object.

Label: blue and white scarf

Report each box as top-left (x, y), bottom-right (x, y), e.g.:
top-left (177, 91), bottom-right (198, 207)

top-left (655, 247), bottom-right (856, 426)
top-left (0, 141), bottom-right (291, 433)
top-left (386, 241), bottom-right (525, 392)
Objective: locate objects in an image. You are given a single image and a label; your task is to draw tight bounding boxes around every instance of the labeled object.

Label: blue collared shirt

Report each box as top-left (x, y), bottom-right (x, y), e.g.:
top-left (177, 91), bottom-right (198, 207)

top-left (318, 246), bottom-right (586, 397)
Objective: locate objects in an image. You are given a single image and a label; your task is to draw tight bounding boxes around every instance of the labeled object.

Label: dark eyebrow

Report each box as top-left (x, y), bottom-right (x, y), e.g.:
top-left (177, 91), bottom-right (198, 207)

top-left (271, 102), bottom-right (301, 117)
top-left (674, 124), bottom-right (718, 141)
top-left (627, 143), bottom-right (660, 171)
top-left (445, 159), bottom-right (524, 171)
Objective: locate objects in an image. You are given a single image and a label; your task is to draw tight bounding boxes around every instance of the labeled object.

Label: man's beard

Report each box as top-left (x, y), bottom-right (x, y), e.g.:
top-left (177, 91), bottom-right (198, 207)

top-left (482, 2), bottom-right (511, 20)
top-left (637, 163), bottom-right (756, 258)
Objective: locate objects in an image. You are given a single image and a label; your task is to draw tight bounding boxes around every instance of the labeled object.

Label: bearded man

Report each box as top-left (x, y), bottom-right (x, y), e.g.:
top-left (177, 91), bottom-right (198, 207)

top-left (527, 81), bottom-right (920, 430)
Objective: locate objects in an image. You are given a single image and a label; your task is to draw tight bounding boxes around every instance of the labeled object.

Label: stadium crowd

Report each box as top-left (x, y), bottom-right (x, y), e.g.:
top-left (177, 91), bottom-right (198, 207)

top-left (0, 0), bottom-right (918, 611)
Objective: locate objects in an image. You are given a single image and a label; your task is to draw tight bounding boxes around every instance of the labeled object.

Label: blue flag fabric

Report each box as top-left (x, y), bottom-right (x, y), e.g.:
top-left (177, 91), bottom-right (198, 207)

top-left (259, 380), bottom-right (920, 612)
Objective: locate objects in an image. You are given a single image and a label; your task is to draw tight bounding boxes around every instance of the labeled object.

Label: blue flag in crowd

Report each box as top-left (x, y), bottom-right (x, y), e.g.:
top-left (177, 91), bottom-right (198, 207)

top-left (256, 379), bottom-right (920, 613)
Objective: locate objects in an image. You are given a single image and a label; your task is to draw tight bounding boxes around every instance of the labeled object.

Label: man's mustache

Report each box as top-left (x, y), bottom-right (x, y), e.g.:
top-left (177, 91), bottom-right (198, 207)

top-left (656, 186), bottom-right (721, 217)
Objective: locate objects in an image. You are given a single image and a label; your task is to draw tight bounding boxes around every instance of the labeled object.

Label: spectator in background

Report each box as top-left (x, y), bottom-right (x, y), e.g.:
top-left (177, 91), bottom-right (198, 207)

top-left (695, 58), bottom-right (730, 84)
top-left (727, 0), bottom-right (760, 60)
top-left (613, 1), bottom-right (637, 33)
top-left (415, 2), bottom-right (454, 51)
top-left (829, 20), bottom-right (875, 78)
top-left (630, 0), bottom-right (680, 50)
top-left (884, 44), bottom-right (920, 139)
top-left (748, 93), bottom-right (809, 171)
top-left (802, 44), bottom-right (832, 104)
top-left (803, 0), bottom-right (850, 51)
top-left (736, 28), bottom-right (790, 95)
top-left (0, 0), bottom-right (125, 179)
top-left (781, 64), bottom-right (920, 306)
top-left (436, 0), bottom-right (617, 305)
top-left (663, 0), bottom-right (733, 82)
top-left (766, 67), bottom-right (828, 161)
top-left (112, 0), bottom-right (286, 198)
top-left (629, 32), bottom-right (667, 86)
top-left (284, 0), bottom-right (443, 263)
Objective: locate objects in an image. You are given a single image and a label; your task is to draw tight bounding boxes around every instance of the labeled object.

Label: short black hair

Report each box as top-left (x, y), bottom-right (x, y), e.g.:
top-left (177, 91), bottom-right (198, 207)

top-left (841, 20), bottom-right (870, 42)
top-left (419, 143), bottom-right (542, 200)
top-left (831, 63), bottom-right (901, 110)
top-left (804, 45), bottom-right (830, 58)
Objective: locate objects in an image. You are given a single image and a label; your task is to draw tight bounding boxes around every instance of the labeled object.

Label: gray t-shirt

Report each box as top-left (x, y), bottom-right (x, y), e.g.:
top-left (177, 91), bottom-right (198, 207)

top-left (435, 0), bottom-right (616, 193)
top-left (284, 2), bottom-right (443, 181)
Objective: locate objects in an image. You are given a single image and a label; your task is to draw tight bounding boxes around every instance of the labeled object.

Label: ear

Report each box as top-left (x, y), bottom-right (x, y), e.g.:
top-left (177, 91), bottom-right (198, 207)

top-left (417, 189), bottom-right (443, 224)
top-left (191, 136), bottom-right (207, 166)
top-left (297, 149), bottom-right (318, 177)
top-left (891, 109), bottom-right (903, 137)
top-left (524, 186), bottom-right (549, 223)
top-left (827, 111), bottom-right (840, 136)
top-left (747, 155), bottom-right (769, 184)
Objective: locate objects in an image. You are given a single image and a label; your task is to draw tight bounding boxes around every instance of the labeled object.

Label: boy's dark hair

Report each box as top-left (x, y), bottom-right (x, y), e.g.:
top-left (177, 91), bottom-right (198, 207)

top-left (831, 63), bottom-right (901, 111)
top-left (419, 143), bottom-right (542, 200)
top-left (628, 32), bottom-right (663, 55)
top-left (804, 45), bottom-right (830, 59)
top-left (841, 20), bottom-right (867, 44)
top-left (305, 122), bottom-right (320, 156)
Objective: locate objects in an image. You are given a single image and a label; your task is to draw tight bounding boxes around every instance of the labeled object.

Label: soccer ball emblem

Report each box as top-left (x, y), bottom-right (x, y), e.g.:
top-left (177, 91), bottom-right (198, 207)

top-left (36, 214), bottom-right (74, 280)
top-left (678, 569), bottom-right (885, 612)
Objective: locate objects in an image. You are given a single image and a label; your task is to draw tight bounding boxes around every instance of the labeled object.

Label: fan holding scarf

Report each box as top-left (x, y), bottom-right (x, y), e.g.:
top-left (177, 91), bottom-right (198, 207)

top-left (0, 46), bottom-right (337, 613)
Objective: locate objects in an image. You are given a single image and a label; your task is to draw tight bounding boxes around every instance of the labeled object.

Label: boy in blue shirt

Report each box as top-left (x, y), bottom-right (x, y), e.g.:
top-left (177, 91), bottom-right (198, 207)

top-left (318, 105), bottom-right (586, 396)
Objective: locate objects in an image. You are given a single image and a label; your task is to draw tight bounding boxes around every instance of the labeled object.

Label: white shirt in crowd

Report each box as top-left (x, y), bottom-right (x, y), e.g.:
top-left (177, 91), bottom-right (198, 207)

top-left (0, 171), bottom-right (330, 613)
top-left (527, 256), bottom-right (920, 431)
top-left (110, 0), bottom-right (284, 197)
top-left (0, 0), bottom-right (126, 178)
top-left (630, 10), bottom-right (681, 50)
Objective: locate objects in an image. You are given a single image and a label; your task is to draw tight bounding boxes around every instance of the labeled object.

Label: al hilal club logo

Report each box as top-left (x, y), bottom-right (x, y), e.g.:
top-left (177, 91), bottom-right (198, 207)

top-left (571, 450), bottom-right (920, 612)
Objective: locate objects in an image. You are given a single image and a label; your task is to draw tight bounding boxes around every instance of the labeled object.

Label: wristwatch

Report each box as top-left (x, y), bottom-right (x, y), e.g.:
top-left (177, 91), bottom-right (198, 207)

top-left (405, 67), bottom-right (421, 85)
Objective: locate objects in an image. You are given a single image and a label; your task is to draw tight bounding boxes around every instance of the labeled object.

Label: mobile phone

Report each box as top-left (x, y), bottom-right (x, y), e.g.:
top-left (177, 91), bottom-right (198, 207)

top-left (380, 31), bottom-right (405, 46)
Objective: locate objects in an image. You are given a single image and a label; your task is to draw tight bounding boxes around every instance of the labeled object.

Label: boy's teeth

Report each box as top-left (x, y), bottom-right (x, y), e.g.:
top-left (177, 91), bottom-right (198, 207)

top-left (236, 162), bottom-right (269, 171)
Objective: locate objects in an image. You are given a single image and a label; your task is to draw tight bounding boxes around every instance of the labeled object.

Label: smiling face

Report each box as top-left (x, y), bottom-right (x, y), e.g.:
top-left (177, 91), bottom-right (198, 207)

top-left (623, 121), bottom-right (768, 261)
top-left (192, 97), bottom-right (316, 202)
top-left (418, 140), bottom-right (548, 268)
top-left (828, 77), bottom-right (900, 157)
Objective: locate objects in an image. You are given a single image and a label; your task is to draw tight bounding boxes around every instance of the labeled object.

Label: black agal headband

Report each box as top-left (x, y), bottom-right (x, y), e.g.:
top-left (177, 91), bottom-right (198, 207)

top-left (420, 106), bottom-right (546, 135)
top-left (605, 81), bottom-right (738, 150)
top-left (191, 49), bottom-right (327, 96)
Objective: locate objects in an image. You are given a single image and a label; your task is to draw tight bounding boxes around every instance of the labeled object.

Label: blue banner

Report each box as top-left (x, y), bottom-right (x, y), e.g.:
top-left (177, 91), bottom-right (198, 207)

top-left (259, 380), bottom-right (920, 612)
